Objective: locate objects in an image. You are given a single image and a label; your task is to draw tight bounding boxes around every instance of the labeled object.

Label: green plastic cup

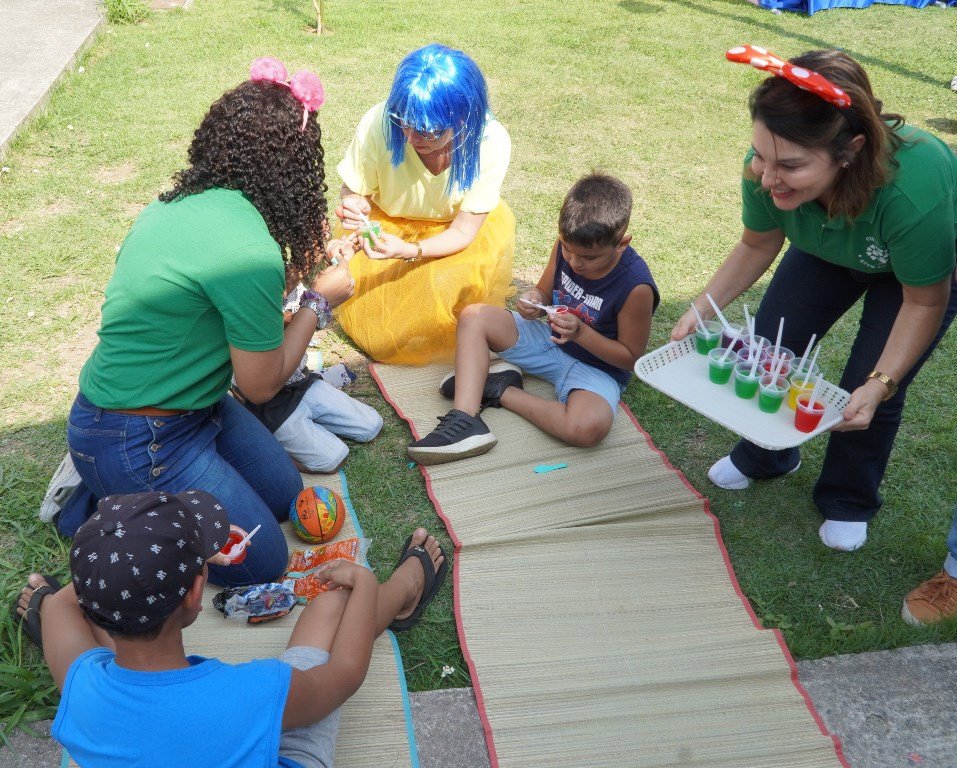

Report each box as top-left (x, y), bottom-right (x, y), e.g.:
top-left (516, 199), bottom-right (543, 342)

top-left (695, 320), bottom-right (723, 355)
top-left (734, 362), bottom-right (761, 400)
top-left (708, 347), bottom-right (736, 384)
top-left (758, 374), bottom-right (789, 414)
top-left (360, 220), bottom-right (382, 245)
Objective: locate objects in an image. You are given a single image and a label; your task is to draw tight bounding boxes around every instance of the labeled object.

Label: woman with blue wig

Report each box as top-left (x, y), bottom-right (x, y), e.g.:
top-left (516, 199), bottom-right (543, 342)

top-left (334, 44), bottom-right (515, 365)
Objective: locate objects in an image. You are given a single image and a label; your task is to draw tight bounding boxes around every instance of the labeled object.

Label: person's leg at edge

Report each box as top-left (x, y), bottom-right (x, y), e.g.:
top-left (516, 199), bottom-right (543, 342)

top-left (813, 272), bottom-right (957, 525)
top-left (278, 530), bottom-right (444, 768)
top-left (452, 304), bottom-right (520, 415)
top-left (901, 502), bottom-right (957, 626)
top-left (723, 247), bottom-right (867, 486)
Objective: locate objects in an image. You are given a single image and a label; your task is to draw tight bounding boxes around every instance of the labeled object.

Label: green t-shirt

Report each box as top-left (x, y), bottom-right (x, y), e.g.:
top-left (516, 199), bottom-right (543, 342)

top-left (741, 125), bottom-right (957, 286)
top-left (79, 189), bottom-right (285, 410)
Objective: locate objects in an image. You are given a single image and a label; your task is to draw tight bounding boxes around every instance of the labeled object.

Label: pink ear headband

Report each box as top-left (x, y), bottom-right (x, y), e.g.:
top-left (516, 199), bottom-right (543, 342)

top-left (250, 57), bottom-right (325, 133)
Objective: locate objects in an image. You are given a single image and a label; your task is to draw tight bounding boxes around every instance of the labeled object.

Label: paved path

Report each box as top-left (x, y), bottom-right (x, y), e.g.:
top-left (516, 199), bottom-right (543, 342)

top-left (1, 3), bottom-right (954, 767)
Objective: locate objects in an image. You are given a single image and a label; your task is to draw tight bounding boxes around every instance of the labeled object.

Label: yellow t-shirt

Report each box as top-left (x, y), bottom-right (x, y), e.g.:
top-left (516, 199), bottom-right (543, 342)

top-left (337, 102), bottom-right (511, 221)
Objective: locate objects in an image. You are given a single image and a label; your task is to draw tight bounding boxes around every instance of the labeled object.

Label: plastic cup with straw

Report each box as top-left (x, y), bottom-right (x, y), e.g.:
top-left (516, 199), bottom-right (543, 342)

top-left (691, 303), bottom-right (722, 355)
top-left (221, 524), bottom-right (262, 564)
top-left (795, 375), bottom-right (826, 432)
top-left (790, 334), bottom-right (820, 380)
top-left (358, 212), bottom-right (382, 246)
top-left (707, 329), bottom-right (741, 384)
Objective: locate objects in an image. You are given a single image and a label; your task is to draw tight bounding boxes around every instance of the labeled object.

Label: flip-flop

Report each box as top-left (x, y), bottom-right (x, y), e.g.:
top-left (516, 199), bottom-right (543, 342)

top-left (388, 535), bottom-right (450, 633)
top-left (12, 575), bottom-right (62, 650)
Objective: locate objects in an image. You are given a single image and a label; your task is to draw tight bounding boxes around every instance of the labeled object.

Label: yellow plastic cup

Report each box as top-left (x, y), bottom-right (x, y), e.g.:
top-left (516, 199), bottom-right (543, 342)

top-left (787, 373), bottom-right (820, 410)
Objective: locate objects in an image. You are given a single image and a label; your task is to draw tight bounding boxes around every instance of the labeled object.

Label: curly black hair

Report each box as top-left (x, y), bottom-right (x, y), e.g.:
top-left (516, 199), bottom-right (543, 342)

top-left (160, 80), bottom-right (327, 277)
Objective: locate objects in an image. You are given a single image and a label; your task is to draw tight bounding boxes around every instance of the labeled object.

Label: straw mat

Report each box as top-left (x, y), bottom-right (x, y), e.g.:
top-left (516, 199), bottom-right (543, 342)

top-left (66, 472), bottom-right (416, 768)
top-left (373, 363), bottom-right (848, 768)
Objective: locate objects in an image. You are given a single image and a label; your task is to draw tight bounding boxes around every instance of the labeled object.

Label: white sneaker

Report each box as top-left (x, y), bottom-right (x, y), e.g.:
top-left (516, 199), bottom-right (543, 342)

top-left (38, 452), bottom-right (81, 522)
top-left (708, 455), bottom-right (801, 491)
top-left (708, 456), bottom-right (751, 490)
top-left (819, 520), bottom-right (867, 552)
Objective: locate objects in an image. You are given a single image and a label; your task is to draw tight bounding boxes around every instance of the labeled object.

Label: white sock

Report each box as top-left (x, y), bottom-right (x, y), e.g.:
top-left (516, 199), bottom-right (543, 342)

top-left (708, 456), bottom-right (751, 490)
top-left (819, 520), bottom-right (867, 552)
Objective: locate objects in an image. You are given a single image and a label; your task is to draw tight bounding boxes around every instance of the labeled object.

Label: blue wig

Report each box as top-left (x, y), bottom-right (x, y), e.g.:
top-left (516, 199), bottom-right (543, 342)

top-left (384, 44), bottom-right (490, 195)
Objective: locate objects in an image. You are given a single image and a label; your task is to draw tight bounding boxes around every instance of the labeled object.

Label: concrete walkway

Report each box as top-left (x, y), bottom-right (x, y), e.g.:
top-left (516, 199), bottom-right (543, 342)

top-left (1, 3), bottom-right (955, 768)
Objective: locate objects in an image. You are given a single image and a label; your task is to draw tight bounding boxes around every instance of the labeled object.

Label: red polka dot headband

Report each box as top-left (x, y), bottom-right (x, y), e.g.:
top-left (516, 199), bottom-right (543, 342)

top-left (250, 57), bottom-right (326, 133)
top-left (725, 45), bottom-right (852, 109)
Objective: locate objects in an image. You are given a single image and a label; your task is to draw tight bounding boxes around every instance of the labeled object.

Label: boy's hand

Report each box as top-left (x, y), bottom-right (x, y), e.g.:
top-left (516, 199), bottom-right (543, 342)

top-left (550, 310), bottom-right (581, 344)
top-left (311, 260), bottom-right (355, 308)
top-left (517, 289), bottom-right (547, 319)
top-left (315, 560), bottom-right (376, 590)
top-left (336, 194), bottom-right (372, 230)
top-left (670, 308), bottom-right (701, 341)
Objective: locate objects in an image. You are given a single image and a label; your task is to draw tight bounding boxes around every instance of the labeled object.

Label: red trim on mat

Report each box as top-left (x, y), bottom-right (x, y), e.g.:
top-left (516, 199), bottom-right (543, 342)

top-left (369, 364), bottom-right (501, 768)
top-left (371, 359), bottom-right (847, 768)
top-left (619, 401), bottom-right (850, 767)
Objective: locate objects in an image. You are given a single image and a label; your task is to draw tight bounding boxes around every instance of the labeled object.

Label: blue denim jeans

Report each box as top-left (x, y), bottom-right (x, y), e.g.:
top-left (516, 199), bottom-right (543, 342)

top-left (59, 393), bottom-right (303, 586)
top-left (730, 245), bottom-right (957, 522)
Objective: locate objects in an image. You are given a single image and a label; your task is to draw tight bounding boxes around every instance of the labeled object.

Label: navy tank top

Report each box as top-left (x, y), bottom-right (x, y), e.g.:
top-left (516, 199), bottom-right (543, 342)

top-left (551, 243), bottom-right (659, 387)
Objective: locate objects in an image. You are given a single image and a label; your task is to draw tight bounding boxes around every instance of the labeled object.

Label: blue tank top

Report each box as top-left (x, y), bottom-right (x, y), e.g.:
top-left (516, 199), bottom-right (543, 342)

top-left (551, 244), bottom-right (659, 387)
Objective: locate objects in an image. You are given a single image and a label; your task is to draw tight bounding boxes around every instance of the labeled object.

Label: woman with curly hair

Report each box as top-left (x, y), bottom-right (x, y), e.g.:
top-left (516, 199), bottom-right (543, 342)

top-left (333, 44), bottom-right (515, 365)
top-left (46, 60), bottom-right (355, 586)
top-left (672, 48), bottom-right (957, 553)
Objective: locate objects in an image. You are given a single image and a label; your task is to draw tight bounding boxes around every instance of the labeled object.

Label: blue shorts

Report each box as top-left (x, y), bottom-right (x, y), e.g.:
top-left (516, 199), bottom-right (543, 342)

top-left (497, 312), bottom-right (623, 417)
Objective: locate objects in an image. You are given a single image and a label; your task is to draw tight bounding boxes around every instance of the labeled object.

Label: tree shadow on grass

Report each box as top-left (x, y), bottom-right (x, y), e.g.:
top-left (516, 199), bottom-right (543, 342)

top-left (673, 0), bottom-right (946, 89)
top-left (618, 0), bottom-right (666, 13)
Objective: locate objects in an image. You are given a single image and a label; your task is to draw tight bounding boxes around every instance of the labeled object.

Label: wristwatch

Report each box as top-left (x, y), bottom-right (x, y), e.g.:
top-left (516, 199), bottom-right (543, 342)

top-left (299, 290), bottom-right (332, 330)
top-left (866, 370), bottom-right (898, 400)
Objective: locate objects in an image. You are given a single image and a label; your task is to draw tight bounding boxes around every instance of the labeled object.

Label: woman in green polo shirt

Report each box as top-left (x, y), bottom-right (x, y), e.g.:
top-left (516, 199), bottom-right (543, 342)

top-left (49, 61), bottom-right (357, 587)
top-left (672, 48), bottom-right (957, 552)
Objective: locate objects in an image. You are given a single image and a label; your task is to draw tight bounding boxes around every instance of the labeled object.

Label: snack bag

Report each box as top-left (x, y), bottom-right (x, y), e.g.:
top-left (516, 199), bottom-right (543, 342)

top-left (212, 582), bottom-right (297, 624)
top-left (284, 537), bottom-right (370, 603)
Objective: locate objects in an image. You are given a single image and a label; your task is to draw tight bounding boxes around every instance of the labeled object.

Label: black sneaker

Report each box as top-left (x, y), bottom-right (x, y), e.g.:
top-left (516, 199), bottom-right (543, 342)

top-left (407, 409), bottom-right (497, 465)
top-left (439, 362), bottom-right (523, 409)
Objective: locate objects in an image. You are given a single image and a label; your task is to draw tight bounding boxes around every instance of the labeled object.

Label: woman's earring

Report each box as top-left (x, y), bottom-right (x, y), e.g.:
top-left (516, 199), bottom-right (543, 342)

top-left (841, 160), bottom-right (850, 169)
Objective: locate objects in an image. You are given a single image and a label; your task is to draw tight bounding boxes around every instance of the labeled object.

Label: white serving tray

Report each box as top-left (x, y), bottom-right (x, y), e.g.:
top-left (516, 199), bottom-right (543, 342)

top-left (634, 337), bottom-right (851, 450)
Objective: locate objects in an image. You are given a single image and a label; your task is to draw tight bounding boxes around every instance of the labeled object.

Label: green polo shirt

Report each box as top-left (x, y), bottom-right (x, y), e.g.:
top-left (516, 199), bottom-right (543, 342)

top-left (742, 124), bottom-right (957, 286)
top-left (79, 189), bottom-right (285, 410)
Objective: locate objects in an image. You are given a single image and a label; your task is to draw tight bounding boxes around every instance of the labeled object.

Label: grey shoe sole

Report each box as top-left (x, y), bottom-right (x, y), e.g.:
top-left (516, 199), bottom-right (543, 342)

top-left (439, 361), bottom-right (523, 399)
top-left (408, 433), bottom-right (498, 465)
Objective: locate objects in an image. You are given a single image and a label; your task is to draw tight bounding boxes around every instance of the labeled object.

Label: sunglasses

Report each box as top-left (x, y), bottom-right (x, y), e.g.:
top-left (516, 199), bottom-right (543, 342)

top-left (388, 114), bottom-right (450, 142)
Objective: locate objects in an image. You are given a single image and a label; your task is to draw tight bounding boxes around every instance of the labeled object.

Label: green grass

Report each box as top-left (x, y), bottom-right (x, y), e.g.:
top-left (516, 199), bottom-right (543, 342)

top-left (1, 0), bottom-right (956, 732)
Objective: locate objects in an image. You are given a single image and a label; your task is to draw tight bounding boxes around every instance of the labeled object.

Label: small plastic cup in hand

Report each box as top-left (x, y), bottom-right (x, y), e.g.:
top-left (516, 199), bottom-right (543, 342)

top-left (695, 320), bottom-right (723, 355)
top-left (550, 305), bottom-right (570, 340)
top-left (788, 372), bottom-right (820, 410)
top-left (359, 220), bottom-right (382, 245)
top-left (220, 530), bottom-right (248, 564)
top-left (733, 362), bottom-right (761, 399)
top-left (708, 347), bottom-right (736, 384)
top-left (794, 394), bottom-right (826, 432)
top-left (758, 374), bottom-right (790, 414)
top-left (789, 357), bottom-right (821, 381)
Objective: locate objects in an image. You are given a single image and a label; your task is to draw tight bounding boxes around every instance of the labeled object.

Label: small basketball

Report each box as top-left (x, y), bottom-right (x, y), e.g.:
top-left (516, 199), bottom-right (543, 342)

top-left (289, 486), bottom-right (346, 544)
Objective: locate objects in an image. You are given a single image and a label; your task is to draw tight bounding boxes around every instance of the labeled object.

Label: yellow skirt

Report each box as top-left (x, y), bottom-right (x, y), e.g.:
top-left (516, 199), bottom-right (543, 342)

top-left (334, 201), bottom-right (516, 365)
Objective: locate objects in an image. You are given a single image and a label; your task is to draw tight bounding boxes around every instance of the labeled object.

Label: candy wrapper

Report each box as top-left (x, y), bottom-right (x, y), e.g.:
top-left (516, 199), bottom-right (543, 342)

top-left (284, 537), bottom-right (370, 604)
top-left (212, 582), bottom-right (297, 624)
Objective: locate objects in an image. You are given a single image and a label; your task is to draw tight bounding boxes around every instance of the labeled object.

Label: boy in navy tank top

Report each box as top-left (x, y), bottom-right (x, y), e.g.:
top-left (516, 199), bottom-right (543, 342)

top-left (409, 173), bottom-right (659, 465)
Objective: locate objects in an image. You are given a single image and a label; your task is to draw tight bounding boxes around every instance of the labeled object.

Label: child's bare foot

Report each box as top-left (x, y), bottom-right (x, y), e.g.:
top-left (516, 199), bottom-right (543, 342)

top-left (391, 528), bottom-right (446, 627)
top-left (17, 574), bottom-right (55, 620)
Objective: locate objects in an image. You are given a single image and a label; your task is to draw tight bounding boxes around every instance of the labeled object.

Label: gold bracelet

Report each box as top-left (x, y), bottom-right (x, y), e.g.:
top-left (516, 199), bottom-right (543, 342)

top-left (406, 241), bottom-right (423, 262)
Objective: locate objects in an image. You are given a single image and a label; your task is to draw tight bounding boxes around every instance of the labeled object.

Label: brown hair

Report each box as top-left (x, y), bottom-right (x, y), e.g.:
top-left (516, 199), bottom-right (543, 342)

top-left (559, 172), bottom-right (632, 247)
top-left (748, 49), bottom-right (904, 221)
